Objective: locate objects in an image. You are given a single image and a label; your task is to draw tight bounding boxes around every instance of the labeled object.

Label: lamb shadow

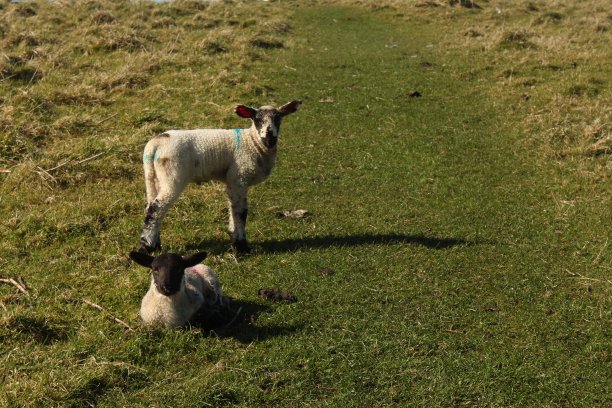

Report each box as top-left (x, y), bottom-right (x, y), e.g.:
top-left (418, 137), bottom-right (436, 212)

top-left (187, 232), bottom-right (478, 255)
top-left (8, 315), bottom-right (70, 345)
top-left (255, 233), bottom-right (475, 254)
top-left (190, 299), bottom-right (301, 344)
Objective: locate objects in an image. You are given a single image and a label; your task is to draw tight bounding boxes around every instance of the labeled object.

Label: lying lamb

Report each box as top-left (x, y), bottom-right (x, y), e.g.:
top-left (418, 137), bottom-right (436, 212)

top-left (129, 251), bottom-right (225, 328)
top-left (137, 100), bottom-right (302, 254)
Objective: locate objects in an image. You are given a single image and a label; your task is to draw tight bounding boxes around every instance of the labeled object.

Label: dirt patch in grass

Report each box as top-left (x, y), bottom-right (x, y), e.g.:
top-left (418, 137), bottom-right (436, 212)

top-left (258, 288), bottom-right (297, 302)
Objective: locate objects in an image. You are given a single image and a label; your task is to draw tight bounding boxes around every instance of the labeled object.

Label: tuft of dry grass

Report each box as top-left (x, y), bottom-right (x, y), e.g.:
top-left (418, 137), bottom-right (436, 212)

top-left (535, 11), bottom-right (563, 24)
top-left (498, 30), bottom-right (537, 49)
top-left (99, 68), bottom-right (150, 92)
top-left (93, 29), bottom-right (156, 52)
top-left (52, 115), bottom-right (96, 137)
top-left (532, 96), bottom-right (611, 159)
top-left (250, 36), bottom-right (285, 50)
top-left (49, 85), bottom-right (106, 106)
top-left (90, 10), bottom-right (116, 25)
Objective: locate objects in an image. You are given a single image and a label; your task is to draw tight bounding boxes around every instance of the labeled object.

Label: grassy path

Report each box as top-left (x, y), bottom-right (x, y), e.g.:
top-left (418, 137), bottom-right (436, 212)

top-left (241, 5), bottom-right (610, 406)
top-left (1, 3), bottom-right (609, 407)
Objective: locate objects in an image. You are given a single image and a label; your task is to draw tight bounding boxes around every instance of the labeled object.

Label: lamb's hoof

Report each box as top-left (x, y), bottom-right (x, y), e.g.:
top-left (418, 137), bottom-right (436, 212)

top-left (232, 240), bottom-right (251, 254)
top-left (138, 238), bottom-right (161, 254)
top-left (135, 243), bottom-right (149, 254)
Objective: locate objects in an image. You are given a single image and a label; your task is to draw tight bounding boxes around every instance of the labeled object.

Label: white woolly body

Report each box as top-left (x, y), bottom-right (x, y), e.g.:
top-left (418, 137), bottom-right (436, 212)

top-left (140, 264), bottom-right (224, 328)
top-left (138, 101), bottom-right (301, 252)
top-left (139, 126), bottom-right (277, 249)
top-left (144, 127), bottom-right (276, 197)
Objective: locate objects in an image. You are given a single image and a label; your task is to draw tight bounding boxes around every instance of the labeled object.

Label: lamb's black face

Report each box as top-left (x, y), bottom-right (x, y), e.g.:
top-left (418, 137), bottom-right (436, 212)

top-left (128, 251), bottom-right (208, 297)
top-left (253, 107), bottom-right (283, 149)
top-left (150, 254), bottom-right (185, 296)
top-left (234, 100), bottom-right (302, 149)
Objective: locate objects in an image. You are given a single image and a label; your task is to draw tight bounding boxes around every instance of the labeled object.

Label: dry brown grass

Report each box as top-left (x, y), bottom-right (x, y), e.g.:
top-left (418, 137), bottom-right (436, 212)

top-left (48, 84), bottom-right (106, 106)
top-left (0, 0), bottom-right (292, 180)
top-left (0, 0), bottom-right (607, 190)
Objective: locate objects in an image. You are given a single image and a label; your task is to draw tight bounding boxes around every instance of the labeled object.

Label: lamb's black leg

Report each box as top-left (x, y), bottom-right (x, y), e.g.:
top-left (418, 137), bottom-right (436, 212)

top-left (139, 200), bottom-right (162, 253)
top-left (227, 185), bottom-right (250, 253)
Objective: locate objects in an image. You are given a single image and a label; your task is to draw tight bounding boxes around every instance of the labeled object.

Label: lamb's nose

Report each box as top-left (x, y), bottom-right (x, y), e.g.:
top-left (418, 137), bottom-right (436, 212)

top-left (266, 129), bottom-right (274, 139)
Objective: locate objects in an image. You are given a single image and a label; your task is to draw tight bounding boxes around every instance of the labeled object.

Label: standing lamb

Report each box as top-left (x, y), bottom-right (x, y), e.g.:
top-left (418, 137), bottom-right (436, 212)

top-left (129, 250), bottom-right (225, 328)
top-left (137, 100), bottom-right (302, 254)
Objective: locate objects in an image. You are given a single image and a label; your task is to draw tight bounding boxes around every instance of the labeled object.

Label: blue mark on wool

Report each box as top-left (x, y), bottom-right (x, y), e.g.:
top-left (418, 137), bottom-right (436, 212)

top-left (143, 150), bottom-right (160, 164)
top-left (233, 129), bottom-right (242, 151)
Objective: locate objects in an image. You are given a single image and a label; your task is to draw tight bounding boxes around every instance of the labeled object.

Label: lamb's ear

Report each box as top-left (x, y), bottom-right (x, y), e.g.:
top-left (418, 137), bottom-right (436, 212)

top-left (278, 100), bottom-right (302, 116)
top-left (182, 252), bottom-right (207, 267)
top-left (235, 105), bottom-right (257, 119)
top-left (129, 251), bottom-right (155, 268)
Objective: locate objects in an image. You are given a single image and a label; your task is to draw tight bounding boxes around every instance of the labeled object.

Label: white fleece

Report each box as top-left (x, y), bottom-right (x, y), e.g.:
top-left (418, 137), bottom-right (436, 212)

top-left (139, 125), bottom-right (276, 249)
top-left (140, 264), bottom-right (224, 328)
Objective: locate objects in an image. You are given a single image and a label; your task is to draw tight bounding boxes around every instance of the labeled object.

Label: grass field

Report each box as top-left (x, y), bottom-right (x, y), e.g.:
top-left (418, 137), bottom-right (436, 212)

top-left (0, 0), bottom-right (610, 406)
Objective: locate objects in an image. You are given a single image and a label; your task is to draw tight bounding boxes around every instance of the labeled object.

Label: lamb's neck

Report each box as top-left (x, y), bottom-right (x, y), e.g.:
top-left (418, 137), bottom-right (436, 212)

top-left (151, 279), bottom-right (189, 307)
top-left (243, 126), bottom-right (277, 157)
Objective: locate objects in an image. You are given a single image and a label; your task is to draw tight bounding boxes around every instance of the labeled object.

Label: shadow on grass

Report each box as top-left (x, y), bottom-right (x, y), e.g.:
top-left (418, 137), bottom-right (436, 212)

top-left (64, 367), bottom-right (148, 407)
top-left (186, 232), bottom-right (477, 254)
top-left (191, 299), bottom-right (301, 344)
top-left (2, 315), bottom-right (70, 345)
top-left (256, 233), bottom-right (475, 253)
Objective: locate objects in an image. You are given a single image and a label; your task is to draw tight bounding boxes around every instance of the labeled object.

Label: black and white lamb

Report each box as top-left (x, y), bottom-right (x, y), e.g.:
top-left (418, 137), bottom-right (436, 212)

top-left (137, 100), bottom-right (302, 254)
top-left (128, 251), bottom-right (225, 328)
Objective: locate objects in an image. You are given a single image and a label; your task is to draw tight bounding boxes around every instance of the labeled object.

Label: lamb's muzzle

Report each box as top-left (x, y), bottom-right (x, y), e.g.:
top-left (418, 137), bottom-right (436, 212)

top-left (137, 100), bottom-right (302, 254)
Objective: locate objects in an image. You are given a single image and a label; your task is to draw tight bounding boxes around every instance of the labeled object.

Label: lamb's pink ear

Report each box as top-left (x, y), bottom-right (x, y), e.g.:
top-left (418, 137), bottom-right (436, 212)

top-left (182, 252), bottom-right (207, 267)
top-left (278, 100), bottom-right (302, 116)
top-left (235, 105), bottom-right (257, 119)
top-left (129, 251), bottom-right (154, 268)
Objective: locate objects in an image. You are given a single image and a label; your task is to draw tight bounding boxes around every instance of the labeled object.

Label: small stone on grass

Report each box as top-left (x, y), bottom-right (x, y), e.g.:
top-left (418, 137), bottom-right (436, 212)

top-left (319, 267), bottom-right (335, 276)
top-left (276, 209), bottom-right (311, 219)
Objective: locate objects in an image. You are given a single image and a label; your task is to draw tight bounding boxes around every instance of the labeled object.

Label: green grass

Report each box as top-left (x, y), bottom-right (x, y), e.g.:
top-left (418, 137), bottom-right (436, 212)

top-left (1, 1), bottom-right (610, 406)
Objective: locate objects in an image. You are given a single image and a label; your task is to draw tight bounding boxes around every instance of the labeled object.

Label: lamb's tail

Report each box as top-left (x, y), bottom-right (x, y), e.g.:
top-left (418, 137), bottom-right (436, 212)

top-left (142, 134), bottom-right (168, 202)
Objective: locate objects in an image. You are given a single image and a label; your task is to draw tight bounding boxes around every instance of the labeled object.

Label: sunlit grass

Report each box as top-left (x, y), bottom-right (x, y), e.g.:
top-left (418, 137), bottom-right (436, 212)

top-left (0, 1), bottom-right (609, 406)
